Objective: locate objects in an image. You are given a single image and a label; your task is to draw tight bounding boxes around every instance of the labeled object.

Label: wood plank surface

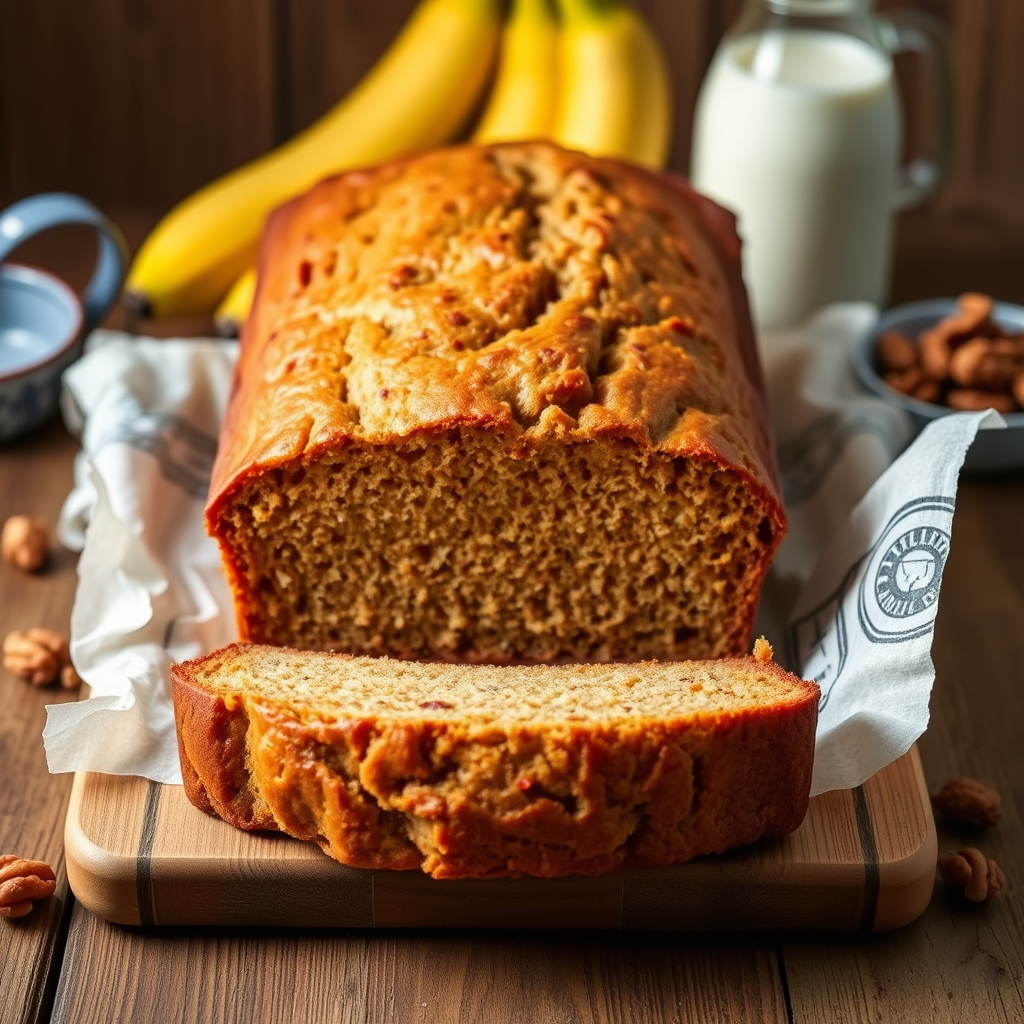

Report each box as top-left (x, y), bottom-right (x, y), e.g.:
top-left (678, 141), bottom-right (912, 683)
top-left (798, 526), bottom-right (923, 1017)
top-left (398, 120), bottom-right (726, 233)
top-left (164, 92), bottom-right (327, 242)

top-left (50, 907), bottom-right (791, 1024)
top-left (62, 749), bottom-right (934, 932)
top-left (282, 0), bottom-right (419, 141)
top-left (0, 421), bottom-right (81, 1024)
top-left (0, 0), bottom-right (277, 211)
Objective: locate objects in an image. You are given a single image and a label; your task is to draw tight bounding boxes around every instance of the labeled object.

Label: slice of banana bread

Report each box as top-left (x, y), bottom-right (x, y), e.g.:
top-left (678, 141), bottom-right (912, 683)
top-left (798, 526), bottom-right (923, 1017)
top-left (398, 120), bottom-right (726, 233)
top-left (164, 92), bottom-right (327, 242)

top-left (171, 640), bottom-right (818, 879)
top-left (206, 141), bottom-right (785, 664)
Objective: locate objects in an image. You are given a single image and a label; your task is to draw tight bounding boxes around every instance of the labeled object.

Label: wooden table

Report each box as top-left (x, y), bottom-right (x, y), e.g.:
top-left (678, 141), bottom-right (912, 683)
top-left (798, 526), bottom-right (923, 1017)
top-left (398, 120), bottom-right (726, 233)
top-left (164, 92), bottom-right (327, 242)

top-left (2, 303), bottom-right (1023, 1022)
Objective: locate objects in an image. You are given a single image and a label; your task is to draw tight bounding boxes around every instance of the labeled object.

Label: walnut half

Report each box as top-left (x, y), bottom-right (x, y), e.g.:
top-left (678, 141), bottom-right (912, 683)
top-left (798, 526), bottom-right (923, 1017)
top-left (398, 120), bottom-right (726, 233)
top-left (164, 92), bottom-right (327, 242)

top-left (938, 848), bottom-right (1005, 903)
top-left (930, 776), bottom-right (1003, 828)
top-left (0, 516), bottom-right (49, 572)
top-left (0, 855), bottom-right (57, 919)
top-left (2, 628), bottom-right (69, 686)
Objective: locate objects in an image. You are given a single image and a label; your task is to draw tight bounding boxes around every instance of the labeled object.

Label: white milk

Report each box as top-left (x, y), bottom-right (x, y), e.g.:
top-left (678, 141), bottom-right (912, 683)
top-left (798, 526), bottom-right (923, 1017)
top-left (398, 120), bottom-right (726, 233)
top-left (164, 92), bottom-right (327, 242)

top-left (691, 29), bottom-right (900, 329)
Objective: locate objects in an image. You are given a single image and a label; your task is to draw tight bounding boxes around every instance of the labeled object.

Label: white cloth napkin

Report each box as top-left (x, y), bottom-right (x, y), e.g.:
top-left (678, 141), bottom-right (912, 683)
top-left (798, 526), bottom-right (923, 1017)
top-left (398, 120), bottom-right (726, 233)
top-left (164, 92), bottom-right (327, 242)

top-left (757, 305), bottom-right (1001, 792)
top-left (46, 332), bottom-right (239, 782)
top-left (43, 312), bottom-right (1001, 791)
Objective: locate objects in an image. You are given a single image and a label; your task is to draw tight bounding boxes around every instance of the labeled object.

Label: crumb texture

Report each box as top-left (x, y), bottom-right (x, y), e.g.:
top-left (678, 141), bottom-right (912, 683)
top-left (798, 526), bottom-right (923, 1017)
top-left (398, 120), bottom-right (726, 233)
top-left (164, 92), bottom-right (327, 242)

top-left (207, 142), bottom-right (786, 663)
top-left (172, 645), bottom-right (819, 879)
top-left (219, 431), bottom-right (778, 661)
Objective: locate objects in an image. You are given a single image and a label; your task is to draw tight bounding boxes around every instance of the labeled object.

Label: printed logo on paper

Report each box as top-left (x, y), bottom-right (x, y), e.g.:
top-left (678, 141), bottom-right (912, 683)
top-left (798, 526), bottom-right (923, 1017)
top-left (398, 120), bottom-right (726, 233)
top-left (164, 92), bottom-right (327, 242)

top-left (857, 496), bottom-right (955, 644)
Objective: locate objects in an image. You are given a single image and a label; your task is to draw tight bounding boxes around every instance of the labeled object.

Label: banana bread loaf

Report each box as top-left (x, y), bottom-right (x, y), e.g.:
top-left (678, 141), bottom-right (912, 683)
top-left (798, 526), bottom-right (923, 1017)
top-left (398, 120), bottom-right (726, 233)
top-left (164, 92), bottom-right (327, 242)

top-left (207, 141), bottom-right (785, 663)
top-left (171, 640), bottom-right (818, 878)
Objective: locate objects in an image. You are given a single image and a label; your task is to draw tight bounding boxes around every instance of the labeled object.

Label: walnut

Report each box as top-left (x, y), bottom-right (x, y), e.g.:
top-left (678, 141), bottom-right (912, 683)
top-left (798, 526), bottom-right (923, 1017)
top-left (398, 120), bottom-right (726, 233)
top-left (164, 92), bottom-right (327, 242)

top-left (883, 365), bottom-right (924, 396)
top-left (0, 855), bottom-right (57, 919)
top-left (911, 379), bottom-right (942, 404)
top-left (874, 293), bottom-right (1024, 411)
top-left (931, 776), bottom-right (1003, 828)
top-left (752, 636), bottom-right (773, 663)
top-left (946, 388), bottom-right (1016, 413)
top-left (949, 336), bottom-right (1024, 389)
top-left (918, 327), bottom-right (953, 381)
top-left (2, 628), bottom-right (69, 686)
top-left (876, 330), bottom-right (918, 372)
top-left (938, 847), bottom-right (1005, 903)
top-left (0, 516), bottom-right (49, 572)
top-left (60, 663), bottom-right (83, 690)
top-left (945, 292), bottom-right (995, 336)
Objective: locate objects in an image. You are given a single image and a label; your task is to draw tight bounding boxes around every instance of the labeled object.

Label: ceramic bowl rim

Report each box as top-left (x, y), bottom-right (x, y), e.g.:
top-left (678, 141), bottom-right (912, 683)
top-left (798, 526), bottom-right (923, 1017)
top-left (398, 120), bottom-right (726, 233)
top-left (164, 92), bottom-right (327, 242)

top-left (853, 296), bottom-right (1024, 427)
top-left (0, 261), bottom-right (84, 385)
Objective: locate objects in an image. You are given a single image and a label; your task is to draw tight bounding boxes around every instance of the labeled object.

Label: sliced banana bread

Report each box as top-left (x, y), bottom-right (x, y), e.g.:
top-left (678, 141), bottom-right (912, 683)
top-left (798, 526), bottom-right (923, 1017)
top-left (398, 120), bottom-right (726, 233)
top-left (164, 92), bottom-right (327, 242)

top-left (171, 640), bottom-right (818, 879)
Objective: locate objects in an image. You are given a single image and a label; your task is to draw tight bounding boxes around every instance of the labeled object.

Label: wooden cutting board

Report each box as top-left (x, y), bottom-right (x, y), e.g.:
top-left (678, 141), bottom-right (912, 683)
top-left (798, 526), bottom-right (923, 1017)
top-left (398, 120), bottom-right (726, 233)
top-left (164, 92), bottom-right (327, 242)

top-left (64, 746), bottom-right (935, 932)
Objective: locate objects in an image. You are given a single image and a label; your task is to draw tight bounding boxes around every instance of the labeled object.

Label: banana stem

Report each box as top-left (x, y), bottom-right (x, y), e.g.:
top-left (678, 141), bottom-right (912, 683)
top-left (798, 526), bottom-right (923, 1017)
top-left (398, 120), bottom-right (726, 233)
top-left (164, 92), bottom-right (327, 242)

top-left (553, 0), bottom-right (619, 22)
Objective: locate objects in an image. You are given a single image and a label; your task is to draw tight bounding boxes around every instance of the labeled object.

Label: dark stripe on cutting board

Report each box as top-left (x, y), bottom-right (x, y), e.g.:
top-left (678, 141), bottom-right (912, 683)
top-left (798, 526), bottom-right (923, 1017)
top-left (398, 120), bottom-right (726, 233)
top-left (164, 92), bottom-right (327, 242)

top-left (135, 780), bottom-right (161, 927)
top-left (775, 943), bottom-right (796, 1024)
top-left (853, 784), bottom-right (880, 931)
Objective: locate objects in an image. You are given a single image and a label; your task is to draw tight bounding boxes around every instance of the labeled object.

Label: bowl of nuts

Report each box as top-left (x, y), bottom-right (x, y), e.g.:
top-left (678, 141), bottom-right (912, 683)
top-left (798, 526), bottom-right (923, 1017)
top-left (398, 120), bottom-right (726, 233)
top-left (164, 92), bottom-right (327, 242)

top-left (853, 294), bottom-right (1024, 473)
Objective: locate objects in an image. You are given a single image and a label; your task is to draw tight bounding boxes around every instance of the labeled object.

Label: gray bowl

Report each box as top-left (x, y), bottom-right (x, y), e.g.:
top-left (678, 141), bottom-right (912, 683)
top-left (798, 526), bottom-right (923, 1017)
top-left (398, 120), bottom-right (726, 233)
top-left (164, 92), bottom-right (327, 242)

top-left (0, 193), bottom-right (126, 442)
top-left (0, 263), bottom-right (85, 441)
top-left (853, 298), bottom-right (1024, 474)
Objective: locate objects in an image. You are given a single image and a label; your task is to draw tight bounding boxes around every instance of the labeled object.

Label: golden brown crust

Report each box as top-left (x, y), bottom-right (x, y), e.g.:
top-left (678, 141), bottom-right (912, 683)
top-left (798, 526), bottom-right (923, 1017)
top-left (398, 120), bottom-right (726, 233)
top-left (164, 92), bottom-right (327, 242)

top-left (173, 674), bottom-right (276, 831)
top-left (209, 142), bottom-right (781, 516)
top-left (171, 644), bottom-right (818, 879)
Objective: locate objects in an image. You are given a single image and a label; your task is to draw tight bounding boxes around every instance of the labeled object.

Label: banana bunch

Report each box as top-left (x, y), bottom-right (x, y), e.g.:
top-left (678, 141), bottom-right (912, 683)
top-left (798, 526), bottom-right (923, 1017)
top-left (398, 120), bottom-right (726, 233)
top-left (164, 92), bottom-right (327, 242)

top-left (476, 0), bottom-right (671, 169)
top-left (473, 0), bottom-right (559, 145)
top-left (214, 266), bottom-right (258, 338)
top-left (551, 0), bottom-right (672, 168)
top-left (135, 0), bottom-right (672, 335)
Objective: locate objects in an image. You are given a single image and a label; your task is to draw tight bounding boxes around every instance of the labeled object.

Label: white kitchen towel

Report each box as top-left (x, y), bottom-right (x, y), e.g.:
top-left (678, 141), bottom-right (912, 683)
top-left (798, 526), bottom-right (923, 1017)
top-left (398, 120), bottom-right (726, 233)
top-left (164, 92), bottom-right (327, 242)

top-left (758, 305), bottom-right (1001, 793)
top-left (46, 331), bottom-right (239, 782)
top-left (44, 312), bottom-right (1000, 790)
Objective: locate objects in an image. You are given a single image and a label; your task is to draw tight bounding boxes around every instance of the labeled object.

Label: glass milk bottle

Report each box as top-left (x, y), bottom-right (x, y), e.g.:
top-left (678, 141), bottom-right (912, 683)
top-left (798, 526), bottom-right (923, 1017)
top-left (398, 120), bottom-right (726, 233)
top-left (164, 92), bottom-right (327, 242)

top-left (690, 0), bottom-right (951, 330)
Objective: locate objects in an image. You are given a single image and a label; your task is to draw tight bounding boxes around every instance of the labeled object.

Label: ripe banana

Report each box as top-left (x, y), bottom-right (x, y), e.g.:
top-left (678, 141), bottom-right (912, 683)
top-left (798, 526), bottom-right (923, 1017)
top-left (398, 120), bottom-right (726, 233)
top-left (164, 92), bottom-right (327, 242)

top-left (473, 0), bottom-right (559, 143)
top-left (213, 265), bottom-right (257, 338)
top-left (551, 0), bottom-right (672, 169)
top-left (127, 0), bottom-right (502, 319)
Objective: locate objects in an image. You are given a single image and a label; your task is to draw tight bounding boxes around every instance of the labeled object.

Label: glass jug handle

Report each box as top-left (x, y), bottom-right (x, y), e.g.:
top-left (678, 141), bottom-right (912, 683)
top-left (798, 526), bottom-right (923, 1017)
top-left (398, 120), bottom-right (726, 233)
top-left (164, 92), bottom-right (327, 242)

top-left (878, 9), bottom-right (955, 212)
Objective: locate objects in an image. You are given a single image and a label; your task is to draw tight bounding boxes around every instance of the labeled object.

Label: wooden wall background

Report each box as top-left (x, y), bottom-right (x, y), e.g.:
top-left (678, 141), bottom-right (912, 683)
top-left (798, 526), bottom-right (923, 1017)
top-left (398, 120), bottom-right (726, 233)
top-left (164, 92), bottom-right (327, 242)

top-left (0, 0), bottom-right (1022, 308)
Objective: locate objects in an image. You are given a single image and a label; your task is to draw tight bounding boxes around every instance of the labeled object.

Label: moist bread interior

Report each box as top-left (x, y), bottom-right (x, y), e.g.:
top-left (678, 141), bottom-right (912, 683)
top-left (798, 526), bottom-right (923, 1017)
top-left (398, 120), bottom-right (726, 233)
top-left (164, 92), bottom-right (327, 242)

top-left (191, 646), bottom-right (806, 724)
top-left (218, 430), bottom-right (774, 662)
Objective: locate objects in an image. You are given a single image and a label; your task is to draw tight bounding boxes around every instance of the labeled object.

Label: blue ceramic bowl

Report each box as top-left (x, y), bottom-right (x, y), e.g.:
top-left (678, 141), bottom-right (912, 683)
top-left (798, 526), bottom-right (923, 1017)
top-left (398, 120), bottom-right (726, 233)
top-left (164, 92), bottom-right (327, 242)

top-left (853, 298), bottom-right (1024, 474)
top-left (0, 193), bottom-right (126, 442)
